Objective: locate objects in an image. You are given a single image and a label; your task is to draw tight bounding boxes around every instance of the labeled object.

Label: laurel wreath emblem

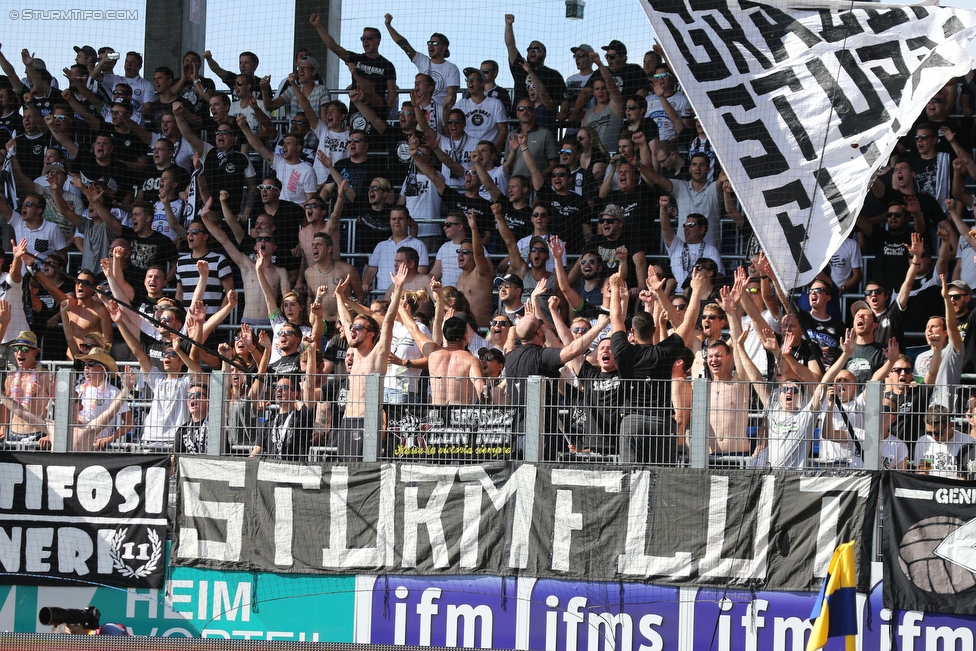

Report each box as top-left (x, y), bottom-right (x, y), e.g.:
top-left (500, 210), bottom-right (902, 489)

top-left (108, 528), bottom-right (162, 578)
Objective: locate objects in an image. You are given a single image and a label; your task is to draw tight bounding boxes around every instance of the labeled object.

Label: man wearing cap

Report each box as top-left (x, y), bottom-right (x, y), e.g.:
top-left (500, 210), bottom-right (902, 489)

top-left (454, 69), bottom-right (508, 152)
top-left (494, 272), bottom-right (525, 323)
top-left (385, 15), bottom-right (460, 113)
top-left (504, 14), bottom-right (568, 119)
top-left (478, 346), bottom-right (507, 405)
top-left (28, 162), bottom-right (84, 242)
top-left (564, 44), bottom-right (597, 128)
top-left (312, 15), bottom-right (397, 116)
top-left (602, 40), bottom-right (648, 99)
top-left (576, 203), bottom-right (646, 296)
top-left (0, 193), bottom-right (67, 274)
top-left (1, 331), bottom-right (53, 449)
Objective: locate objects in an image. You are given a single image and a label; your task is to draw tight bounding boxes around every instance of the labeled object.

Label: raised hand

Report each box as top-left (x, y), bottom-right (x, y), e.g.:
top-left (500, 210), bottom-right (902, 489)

top-left (548, 235), bottom-right (565, 260)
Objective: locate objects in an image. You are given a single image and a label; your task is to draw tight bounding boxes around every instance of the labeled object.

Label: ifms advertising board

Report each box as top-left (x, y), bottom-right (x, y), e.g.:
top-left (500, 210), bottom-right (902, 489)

top-left (4, 565), bottom-right (976, 650)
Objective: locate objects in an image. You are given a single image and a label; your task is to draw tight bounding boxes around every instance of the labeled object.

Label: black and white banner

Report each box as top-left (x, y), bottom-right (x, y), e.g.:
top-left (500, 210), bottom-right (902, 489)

top-left (883, 471), bottom-right (976, 615)
top-left (0, 453), bottom-right (169, 588)
top-left (175, 461), bottom-right (878, 592)
top-left (640, 0), bottom-right (976, 288)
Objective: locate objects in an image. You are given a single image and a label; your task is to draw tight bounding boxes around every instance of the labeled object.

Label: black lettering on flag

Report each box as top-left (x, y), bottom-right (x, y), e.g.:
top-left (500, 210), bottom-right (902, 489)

top-left (776, 212), bottom-right (814, 273)
top-left (908, 46), bottom-right (954, 95)
top-left (706, 83), bottom-right (756, 110)
top-left (662, 18), bottom-right (732, 82)
top-left (815, 168), bottom-right (857, 233)
top-left (645, 0), bottom-right (694, 23)
top-left (909, 6), bottom-right (930, 20)
top-left (763, 179), bottom-right (812, 211)
top-left (944, 15), bottom-right (965, 37)
top-left (743, 1), bottom-right (821, 64)
top-left (751, 69), bottom-right (816, 161)
top-left (703, 9), bottom-right (772, 72)
top-left (808, 53), bottom-right (889, 137)
top-left (859, 142), bottom-right (882, 168)
top-left (721, 113), bottom-right (789, 178)
top-left (855, 42), bottom-right (910, 104)
top-left (864, 8), bottom-right (910, 33)
top-left (817, 10), bottom-right (865, 43)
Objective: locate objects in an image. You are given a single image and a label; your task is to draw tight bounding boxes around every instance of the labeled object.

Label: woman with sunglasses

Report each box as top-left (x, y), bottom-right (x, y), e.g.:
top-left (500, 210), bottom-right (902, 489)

top-left (575, 125), bottom-right (610, 180)
top-left (485, 315), bottom-right (515, 353)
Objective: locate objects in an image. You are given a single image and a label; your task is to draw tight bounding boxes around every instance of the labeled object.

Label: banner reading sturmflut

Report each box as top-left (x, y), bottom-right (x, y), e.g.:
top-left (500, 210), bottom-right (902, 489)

top-left (175, 460), bottom-right (878, 592)
top-left (883, 471), bottom-right (976, 615)
top-left (0, 453), bottom-right (169, 588)
top-left (639, 0), bottom-right (976, 289)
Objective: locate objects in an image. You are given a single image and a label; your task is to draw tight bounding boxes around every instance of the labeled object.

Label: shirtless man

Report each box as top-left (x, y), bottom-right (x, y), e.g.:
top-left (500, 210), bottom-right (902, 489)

top-left (2, 330), bottom-right (54, 448)
top-left (296, 196), bottom-right (328, 287)
top-left (397, 305), bottom-right (484, 404)
top-left (705, 280), bottom-right (754, 455)
top-left (201, 198), bottom-right (290, 324)
top-left (42, 268), bottom-right (112, 360)
top-left (304, 232), bottom-right (363, 331)
top-left (333, 263), bottom-right (408, 459)
top-left (454, 209), bottom-right (494, 328)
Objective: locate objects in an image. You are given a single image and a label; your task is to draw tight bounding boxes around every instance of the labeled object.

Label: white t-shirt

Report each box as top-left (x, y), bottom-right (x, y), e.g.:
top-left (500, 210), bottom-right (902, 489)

top-left (401, 173), bottom-right (442, 237)
top-left (152, 198), bottom-right (185, 241)
top-left (272, 155), bottom-right (317, 205)
top-left (766, 393), bottom-right (815, 469)
top-left (645, 91), bottom-right (692, 141)
top-left (453, 96), bottom-right (506, 144)
top-left (915, 430), bottom-right (973, 478)
top-left (669, 180), bottom-right (720, 249)
top-left (386, 320), bottom-right (431, 395)
top-left (140, 369), bottom-right (191, 444)
top-left (102, 73), bottom-right (157, 113)
top-left (412, 53), bottom-right (460, 106)
top-left (829, 237), bottom-right (862, 288)
top-left (7, 211), bottom-right (67, 274)
top-left (77, 381), bottom-right (129, 443)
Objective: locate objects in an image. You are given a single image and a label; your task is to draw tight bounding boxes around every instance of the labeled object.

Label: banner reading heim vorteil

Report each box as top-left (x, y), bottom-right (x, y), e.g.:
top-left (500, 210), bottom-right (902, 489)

top-left (174, 459), bottom-right (878, 592)
top-left (0, 453), bottom-right (169, 588)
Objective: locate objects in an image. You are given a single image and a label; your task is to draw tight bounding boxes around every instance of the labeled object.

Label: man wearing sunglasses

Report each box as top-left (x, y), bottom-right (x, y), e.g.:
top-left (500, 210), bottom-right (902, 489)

top-left (601, 40), bottom-right (647, 99)
top-left (312, 15), bottom-right (397, 116)
top-left (175, 219), bottom-right (234, 316)
top-left (454, 69), bottom-right (508, 153)
top-left (799, 279), bottom-right (845, 367)
top-left (0, 331), bottom-right (54, 450)
top-left (173, 103), bottom-right (257, 216)
top-left (645, 64), bottom-right (693, 142)
top-left (504, 14), bottom-right (567, 120)
top-left (238, 117), bottom-right (316, 206)
top-left (385, 14), bottom-right (460, 113)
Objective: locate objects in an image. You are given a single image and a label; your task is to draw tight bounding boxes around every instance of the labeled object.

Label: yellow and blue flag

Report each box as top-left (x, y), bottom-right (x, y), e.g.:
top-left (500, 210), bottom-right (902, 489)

top-left (806, 540), bottom-right (858, 651)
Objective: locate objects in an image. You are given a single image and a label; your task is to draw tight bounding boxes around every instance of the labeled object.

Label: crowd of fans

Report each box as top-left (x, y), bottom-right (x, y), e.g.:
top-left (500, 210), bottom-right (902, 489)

top-left (2, 15), bottom-right (976, 475)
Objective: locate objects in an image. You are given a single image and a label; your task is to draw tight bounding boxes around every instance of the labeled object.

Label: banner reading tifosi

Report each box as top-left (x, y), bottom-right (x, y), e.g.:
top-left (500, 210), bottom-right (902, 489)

top-left (0, 453), bottom-right (169, 588)
top-left (883, 471), bottom-right (976, 615)
top-left (174, 460), bottom-right (877, 592)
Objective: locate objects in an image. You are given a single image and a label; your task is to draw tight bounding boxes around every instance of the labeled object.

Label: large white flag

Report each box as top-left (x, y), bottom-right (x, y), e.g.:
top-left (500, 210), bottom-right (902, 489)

top-left (640, 0), bottom-right (976, 288)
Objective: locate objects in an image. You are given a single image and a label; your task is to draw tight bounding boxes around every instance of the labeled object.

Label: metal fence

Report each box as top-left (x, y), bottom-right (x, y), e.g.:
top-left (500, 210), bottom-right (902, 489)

top-left (7, 369), bottom-right (975, 479)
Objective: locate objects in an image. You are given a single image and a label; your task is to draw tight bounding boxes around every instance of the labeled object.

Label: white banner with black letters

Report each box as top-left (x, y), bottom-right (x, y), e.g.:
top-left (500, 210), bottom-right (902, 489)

top-left (0, 453), bottom-right (169, 588)
top-left (640, 0), bottom-right (976, 289)
top-left (174, 460), bottom-right (878, 592)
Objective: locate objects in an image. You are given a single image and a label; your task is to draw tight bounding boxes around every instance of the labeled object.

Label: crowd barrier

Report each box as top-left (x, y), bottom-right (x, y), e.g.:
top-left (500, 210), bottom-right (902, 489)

top-left (6, 369), bottom-right (970, 477)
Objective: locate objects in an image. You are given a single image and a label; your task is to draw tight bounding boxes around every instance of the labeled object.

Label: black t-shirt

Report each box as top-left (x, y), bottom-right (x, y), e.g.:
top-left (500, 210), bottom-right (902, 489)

top-left (73, 150), bottom-right (138, 195)
top-left (354, 204), bottom-right (392, 254)
top-left (14, 133), bottom-right (47, 180)
top-left (603, 186), bottom-right (659, 252)
top-left (611, 331), bottom-right (686, 410)
top-left (509, 63), bottom-right (567, 116)
top-left (139, 164), bottom-right (189, 203)
top-left (845, 341), bottom-right (886, 384)
top-left (868, 227), bottom-right (914, 292)
top-left (380, 129), bottom-right (415, 188)
top-left (505, 343), bottom-right (564, 438)
top-left (608, 63), bottom-right (648, 98)
top-left (202, 147), bottom-right (252, 212)
top-left (175, 77), bottom-right (216, 118)
top-left (798, 310), bottom-right (846, 366)
top-left (332, 157), bottom-right (384, 205)
top-left (349, 53), bottom-right (397, 112)
top-left (536, 187), bottom-right (589, 253)
top-left (0, 111), bottom-right (23, 142)
top-left (108, 128), bottom-right (149, 165)
top-left (873, 300), bottom-right (907, 351)
top-left (268, 202), bottom-right (305, 253)
top-left (257, 405), bottom-right (314, 460)
top-left (589, 233), bottom-right (644, 291)
top-left (575, 362), bottom-right (624, 445)
top-left (440, 187), bottom-right (493, 234)
top-left (496, 199), bottom-right (532, 241)
top-left (120, 225), bottom-right (179, 275)
top-left (145, 98), bottom-right (175, 131)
